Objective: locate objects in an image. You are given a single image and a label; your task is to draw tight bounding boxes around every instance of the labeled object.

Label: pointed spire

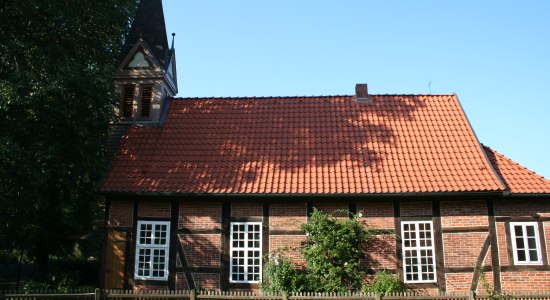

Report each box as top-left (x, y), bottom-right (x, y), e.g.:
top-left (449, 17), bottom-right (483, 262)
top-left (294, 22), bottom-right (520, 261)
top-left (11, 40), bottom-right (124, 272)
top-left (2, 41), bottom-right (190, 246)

top-left (171, 33), bottom-right (176, 50)
top-left (118, 0), bottom-right (169, 68)
top-left (139, 22), bottom-right (144, 38)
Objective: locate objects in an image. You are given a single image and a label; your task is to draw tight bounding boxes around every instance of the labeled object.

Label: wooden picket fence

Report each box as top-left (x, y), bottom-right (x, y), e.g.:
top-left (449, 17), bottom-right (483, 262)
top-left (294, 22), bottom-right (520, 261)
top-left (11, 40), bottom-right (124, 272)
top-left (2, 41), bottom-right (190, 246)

top-left (2, 290), bottom-right (550, 300)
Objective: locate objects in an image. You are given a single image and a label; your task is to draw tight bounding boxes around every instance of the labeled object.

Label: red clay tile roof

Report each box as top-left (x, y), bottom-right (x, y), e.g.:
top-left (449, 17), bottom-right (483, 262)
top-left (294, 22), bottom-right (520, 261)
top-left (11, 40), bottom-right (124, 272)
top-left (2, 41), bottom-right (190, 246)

top-left (100, 95), bottom-right (511, 195)
top-left (483, 145), bottom-right (550, 194)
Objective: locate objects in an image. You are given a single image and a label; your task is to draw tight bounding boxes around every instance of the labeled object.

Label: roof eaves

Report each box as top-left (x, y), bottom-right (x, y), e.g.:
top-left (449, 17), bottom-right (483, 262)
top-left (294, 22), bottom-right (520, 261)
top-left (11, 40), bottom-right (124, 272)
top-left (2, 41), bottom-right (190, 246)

top-left (505, 193), bottom-right (550, 198)
top-left (98, 190), bottom-right (506, 198)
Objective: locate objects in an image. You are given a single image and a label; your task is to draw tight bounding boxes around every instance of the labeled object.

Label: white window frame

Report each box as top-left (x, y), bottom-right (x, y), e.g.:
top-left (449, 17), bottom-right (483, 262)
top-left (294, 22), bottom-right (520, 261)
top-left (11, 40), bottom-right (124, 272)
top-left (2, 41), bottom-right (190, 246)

top-left (229, 222), bottom-right (262, 283)
top-left (510, 222), bottom-right (543, 265)
top-left (134, 220), bottom-right (170, 281)
top-left (401, 220), bottom-right (437, 283)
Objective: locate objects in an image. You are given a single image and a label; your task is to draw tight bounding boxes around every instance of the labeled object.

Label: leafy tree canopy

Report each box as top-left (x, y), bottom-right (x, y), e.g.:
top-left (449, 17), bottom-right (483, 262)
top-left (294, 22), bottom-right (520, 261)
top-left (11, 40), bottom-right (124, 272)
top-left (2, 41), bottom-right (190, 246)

top-left (0, 0), bottom-right (137, 279)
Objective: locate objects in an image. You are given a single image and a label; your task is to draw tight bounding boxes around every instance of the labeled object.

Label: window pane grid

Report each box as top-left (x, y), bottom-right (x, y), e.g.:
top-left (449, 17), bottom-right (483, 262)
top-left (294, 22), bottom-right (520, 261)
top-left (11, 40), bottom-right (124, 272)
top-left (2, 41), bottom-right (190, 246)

top-left (402, 221), bottom-right (436, 283)
top-left (230, 222), bottom-right (262, 283)
top-left (510, 222), bottom-right (542, 265)
top-left (135, 221), bottom-right (170, 280)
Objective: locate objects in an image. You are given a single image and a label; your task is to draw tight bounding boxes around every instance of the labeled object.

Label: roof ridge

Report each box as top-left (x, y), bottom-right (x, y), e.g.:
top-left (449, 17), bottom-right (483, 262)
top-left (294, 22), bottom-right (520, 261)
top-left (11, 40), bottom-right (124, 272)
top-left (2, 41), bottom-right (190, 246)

top-left (444, 95), bottom-right (507, 191)
top-left (175, 95), bottom-right (350, 100)
top-left (174, 94), bottom-right (455, 100)
top-left (482, 144), bottom-right (550, 182)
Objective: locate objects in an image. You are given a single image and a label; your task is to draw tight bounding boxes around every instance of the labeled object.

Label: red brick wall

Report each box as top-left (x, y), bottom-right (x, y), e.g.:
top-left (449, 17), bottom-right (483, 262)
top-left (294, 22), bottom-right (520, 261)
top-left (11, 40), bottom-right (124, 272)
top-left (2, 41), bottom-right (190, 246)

top-left (138, 200), bottom-right (170, 218)
top-left (193, 273), bottom-right (220, 290)
top-left (176, 272), bottom-right (189, 290)
top-left (441, 201), bottom-right (488, 227)
top-left (314, 203), bottom-right (348, 217)
top-left (483, 245), bottom-right (493, 267)
top-left (494, 200), bottom-right (550, 291)
top-left (410, 288), bottom-right (440, 296)
top-left (269, 235), bottom-right (306, 265)
top-left (108, 199), bottom-right (133, 227)
top-left (494, 200), bottom-right (550, 217)
top-left (362, 234), bottom-right (396, 270)
top-left (545, 222), bottom-right (550, 264)
top-left (180, 234), bottom-right (221, 267)
top-left (179, 202), bottom-right (221, 230)
top-left (358, 202), bottom-right (394, 229)
top-left (116, 199), bottom-right (550, 292)
top-left (358, 203), bottom-right (396, 272)
top-left (400, 201), bottom-right (432, 216)
top-left (134, 285), bottom-right (168, 291)
top-left (439, 200), bottom-right (495, 293)
top-left (494, 202), bottom-right (550, 268)
top-left (176, 201), bottom-right (224, 291)
top-left (496, 221), bottom-right (509, 266)
top-left (445, 271), bottom-right (494, 293)
top-left (476, 271), bottom-right (494, 293)
top-left (445, 273), bottom-right (473, 292)
top-left (501, 271), bottom-right (550, 291)
top-left (443, 232), bottom-right (487, 268)
top-left (269, 203), bottom-right (306, 231)
top-left (232, 203), bottom-right (263, 218)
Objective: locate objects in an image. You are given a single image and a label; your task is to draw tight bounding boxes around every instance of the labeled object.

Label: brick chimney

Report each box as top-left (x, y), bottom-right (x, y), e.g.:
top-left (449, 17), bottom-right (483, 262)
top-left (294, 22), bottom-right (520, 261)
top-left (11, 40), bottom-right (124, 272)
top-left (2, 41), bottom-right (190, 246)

top-left (355, 83), bottom-right (371, 104)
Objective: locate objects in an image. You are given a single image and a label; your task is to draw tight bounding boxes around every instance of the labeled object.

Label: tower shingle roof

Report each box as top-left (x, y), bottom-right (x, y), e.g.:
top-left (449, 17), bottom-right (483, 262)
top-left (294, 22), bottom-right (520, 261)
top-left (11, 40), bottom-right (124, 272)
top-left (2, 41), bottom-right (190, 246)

top-left (118, 0), bottom-right (170, 68)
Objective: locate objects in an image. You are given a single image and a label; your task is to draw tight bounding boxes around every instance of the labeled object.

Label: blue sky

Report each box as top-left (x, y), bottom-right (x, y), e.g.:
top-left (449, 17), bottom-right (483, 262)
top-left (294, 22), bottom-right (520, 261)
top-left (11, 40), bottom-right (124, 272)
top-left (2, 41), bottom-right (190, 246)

top-left (163, 0), bottom-right (550, 179)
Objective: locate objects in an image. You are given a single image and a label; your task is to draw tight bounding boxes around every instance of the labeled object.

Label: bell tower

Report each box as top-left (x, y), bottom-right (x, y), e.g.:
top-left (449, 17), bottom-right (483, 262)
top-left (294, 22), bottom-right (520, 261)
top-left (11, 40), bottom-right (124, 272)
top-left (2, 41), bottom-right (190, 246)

top-left (114, 0), bottom-right (177, 124)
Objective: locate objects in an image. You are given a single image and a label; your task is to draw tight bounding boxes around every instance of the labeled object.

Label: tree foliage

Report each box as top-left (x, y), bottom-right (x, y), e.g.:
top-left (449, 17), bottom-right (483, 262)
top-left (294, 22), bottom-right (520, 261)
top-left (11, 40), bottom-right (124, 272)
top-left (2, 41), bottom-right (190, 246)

top-left (262, 209), bottom-right (376, 292)
top-left (0, 0), bottom-right (137, 279)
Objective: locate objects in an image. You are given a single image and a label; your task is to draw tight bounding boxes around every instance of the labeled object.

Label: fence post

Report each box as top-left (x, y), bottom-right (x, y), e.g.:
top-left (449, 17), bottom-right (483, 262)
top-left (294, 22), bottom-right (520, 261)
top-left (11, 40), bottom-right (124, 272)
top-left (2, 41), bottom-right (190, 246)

top-left (95, 288), bottom-right (101, 300)
top-left (282, 291), bottom-right (288, 300)
top-left (191, 289), bottom-right (196, 300)
top-left (468, 291), bottom-right (475, 300)
top-left (375, 292), bottom-right (381, 300)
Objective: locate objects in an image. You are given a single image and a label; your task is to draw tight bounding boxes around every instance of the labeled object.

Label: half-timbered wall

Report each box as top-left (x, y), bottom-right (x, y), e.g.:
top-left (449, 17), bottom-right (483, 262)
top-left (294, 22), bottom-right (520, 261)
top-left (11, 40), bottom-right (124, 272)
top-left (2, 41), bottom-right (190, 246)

top-left (103, 197), bottom-right (550, 293)
top-left (494, 199), bottom-right (550, 291)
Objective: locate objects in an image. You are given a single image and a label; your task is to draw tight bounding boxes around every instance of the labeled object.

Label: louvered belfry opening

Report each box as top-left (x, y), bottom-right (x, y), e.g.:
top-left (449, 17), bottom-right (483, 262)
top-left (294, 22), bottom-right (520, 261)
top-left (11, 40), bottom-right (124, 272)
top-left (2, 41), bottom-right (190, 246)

top-left (140, 85), bottom-right (153, 118)
top-left (122, 85), bottom-right (135, 119)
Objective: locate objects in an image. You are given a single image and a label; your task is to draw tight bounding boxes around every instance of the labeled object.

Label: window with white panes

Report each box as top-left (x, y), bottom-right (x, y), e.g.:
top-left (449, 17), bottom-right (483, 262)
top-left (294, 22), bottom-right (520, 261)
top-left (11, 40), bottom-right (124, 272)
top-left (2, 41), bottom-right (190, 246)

top-left (510, 222), bottom-right (543, 265)
top-left (230, 222), bottom-right (262, 283)
top-left (401, 221), bottom-right (436, 283)
top-left (135, 220), bottom-right (170, 280)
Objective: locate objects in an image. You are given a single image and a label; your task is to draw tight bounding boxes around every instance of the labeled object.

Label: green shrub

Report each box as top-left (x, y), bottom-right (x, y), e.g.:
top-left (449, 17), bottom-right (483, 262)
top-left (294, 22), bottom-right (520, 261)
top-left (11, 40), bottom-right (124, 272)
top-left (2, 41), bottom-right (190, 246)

top-left (23, 270), bottom-right (78, 292)
top-left (362, 270), bottom-right (407, 294)
top-left (51, 271), bottom-right (79, 292)
top-left (300, 209), bottom-right (372, 292)
top-left (23, 280), bottom-right (51, 291)
top-left (261, 209), bottom-right (380, 293)
top-left (478, 268), bottom-right (504, 300)
top-left (261, 250), bottom-right (307, 292)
